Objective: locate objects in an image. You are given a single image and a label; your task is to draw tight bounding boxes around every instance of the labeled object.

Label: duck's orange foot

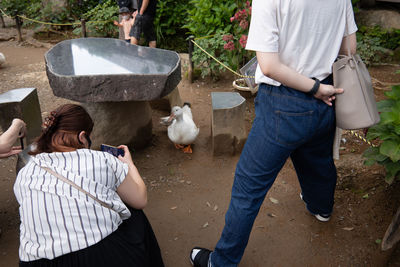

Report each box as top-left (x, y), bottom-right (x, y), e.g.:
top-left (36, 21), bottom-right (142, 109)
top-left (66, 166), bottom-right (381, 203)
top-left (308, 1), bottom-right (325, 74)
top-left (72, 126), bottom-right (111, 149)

top-left (174, 144), bottom-right (185, 149)
top-left (183, 145), bottom-right (193, 154)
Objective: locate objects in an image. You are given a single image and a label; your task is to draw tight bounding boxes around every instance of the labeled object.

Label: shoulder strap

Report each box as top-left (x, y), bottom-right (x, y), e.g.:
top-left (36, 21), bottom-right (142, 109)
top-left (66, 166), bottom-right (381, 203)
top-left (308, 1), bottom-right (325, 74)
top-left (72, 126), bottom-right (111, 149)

top-left (36, 163), bottom-right (113, 211)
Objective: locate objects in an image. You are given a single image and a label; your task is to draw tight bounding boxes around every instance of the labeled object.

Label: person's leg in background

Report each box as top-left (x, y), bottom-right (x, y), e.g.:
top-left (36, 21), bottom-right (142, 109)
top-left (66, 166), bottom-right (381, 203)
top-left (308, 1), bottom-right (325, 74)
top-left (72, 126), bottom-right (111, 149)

top-left (142, 15), bottom-right (156, 48)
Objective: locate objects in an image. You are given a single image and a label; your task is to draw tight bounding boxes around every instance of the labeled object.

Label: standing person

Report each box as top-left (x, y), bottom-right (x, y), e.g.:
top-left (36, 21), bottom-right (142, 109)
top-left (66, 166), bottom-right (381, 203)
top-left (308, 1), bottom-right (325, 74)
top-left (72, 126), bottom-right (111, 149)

top-left (129, 0), bottom-right (157, 48)
top-left (15, 104), bottom-right (164, 267)
top-left (114, 7), bottom-right (136, 43)
top-left (190, 0), bottom-right (357, 266)
top-left (0, 118), bottom-right (26, 158)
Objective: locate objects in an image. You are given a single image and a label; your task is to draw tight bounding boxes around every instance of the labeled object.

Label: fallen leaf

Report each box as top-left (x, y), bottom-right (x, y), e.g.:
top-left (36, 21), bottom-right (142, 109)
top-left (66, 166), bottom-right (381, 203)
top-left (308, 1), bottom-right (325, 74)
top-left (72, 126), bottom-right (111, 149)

top-left (166, 190), bottom-right (172, 193)
top-left (363, 193), bottom-right (369, 199)
top-left (342, 227), bottom-right (354, 231)
top-left (375, 239), bottom-right (382, 244)
top-left (269, 197), bottom-right (279, 204)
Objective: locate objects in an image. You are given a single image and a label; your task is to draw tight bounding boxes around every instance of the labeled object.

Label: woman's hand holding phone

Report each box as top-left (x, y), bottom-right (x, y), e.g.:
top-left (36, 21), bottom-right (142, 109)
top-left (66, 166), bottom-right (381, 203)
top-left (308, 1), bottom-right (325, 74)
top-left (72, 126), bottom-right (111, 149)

top-left (117, 145), bottom-right (135, 168)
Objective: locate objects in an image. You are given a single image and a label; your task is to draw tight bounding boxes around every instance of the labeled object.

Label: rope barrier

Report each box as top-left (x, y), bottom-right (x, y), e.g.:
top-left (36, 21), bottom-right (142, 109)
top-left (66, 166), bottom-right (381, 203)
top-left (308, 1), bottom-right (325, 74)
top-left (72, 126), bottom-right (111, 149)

top-left (349, 130), bottom-right (377, 147)
top-left (194, 34), bottom-right (215, 40)
top-left (0, 8), bottom-right (111, 26)
top-left (191, 39), bottom-right (255, 79)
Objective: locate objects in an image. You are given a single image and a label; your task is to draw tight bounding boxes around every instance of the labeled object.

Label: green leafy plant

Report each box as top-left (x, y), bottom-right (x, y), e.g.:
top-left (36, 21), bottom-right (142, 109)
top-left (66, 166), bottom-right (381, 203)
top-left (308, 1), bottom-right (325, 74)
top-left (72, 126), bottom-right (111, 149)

top-left (154, 0), bottom-right (188, 40)
top-left (0, 0), bottom-right (29, 17)
top-left (356, 26), bottom-right (400, 66)
top-left (191, 1), bottom-right (254, 78)
top-left (364, 85), bottom-right (400, 184)
top-left (73, 0), bottom-right (118, 37)
top-left (220, 1), bottom-right (253, 71)
top-left (192, 30), bottom-right (232, 78)
top-left (184, 0), bottom-right (237, 37)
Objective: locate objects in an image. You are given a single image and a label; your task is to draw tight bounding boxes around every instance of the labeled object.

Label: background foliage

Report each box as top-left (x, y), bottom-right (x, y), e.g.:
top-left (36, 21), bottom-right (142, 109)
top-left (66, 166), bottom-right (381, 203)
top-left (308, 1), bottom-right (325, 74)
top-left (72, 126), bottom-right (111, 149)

top-left (364, 85), bottom-right (400, 184)
top-left (72, 0), bottom-right (118, 37)
top-left (0, 0), bottom-right (29, 17)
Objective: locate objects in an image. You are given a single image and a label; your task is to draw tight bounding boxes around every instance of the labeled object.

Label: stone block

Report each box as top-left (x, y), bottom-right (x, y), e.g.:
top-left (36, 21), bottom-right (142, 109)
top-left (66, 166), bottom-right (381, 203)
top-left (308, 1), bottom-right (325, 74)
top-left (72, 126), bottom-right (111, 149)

top-left (83, 101), bottom-right (152, 150)
top-left (212, 92), bottom-right (246, 156)
top-left (0, 88), bottom-right (42, 144)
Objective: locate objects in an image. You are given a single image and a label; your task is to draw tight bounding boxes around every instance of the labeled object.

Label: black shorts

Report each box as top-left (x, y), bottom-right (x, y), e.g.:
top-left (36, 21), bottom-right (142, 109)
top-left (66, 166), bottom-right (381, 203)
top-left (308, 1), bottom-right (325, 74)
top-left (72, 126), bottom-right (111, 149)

top-left (129, 14), bottom-right (156, 42)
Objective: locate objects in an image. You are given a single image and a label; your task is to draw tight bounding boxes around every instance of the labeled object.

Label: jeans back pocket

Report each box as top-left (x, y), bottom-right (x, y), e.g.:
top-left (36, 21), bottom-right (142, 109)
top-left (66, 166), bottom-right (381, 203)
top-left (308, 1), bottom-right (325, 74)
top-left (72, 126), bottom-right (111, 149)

top-left (275, 110), bottom-right (314, 147)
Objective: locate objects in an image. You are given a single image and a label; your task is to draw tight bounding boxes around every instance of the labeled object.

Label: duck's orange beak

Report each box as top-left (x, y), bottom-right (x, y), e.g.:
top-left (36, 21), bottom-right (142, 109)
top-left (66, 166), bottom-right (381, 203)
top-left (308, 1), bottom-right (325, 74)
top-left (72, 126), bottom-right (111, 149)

top-left (167, 114), bottom-right (175, 122)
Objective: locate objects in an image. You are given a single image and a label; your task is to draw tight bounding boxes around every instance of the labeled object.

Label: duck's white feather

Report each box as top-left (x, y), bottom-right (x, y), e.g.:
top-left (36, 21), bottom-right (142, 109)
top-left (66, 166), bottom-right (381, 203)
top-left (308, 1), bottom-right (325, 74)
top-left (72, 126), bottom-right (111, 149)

top-left (167, 106), bottom-right (199, 145)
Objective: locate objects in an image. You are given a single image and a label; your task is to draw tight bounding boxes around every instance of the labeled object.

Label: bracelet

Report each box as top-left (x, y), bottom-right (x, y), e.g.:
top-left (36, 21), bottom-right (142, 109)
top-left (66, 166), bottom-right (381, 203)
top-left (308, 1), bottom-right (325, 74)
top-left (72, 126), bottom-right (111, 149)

top-left (307, 78), bottom-right (320, 95)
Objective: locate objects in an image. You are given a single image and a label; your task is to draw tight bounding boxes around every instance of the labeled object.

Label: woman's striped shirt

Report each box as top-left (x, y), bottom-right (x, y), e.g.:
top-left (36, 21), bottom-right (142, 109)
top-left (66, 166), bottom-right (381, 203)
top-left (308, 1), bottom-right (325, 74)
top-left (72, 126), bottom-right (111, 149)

top-left (14, 149), bottom-right (130, 261)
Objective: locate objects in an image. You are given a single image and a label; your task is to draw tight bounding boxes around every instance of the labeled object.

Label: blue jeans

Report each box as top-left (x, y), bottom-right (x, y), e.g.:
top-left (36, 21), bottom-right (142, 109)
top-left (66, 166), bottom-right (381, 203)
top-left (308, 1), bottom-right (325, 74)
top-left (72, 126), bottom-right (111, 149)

top-left (210, 78), bottom-right (337, 266)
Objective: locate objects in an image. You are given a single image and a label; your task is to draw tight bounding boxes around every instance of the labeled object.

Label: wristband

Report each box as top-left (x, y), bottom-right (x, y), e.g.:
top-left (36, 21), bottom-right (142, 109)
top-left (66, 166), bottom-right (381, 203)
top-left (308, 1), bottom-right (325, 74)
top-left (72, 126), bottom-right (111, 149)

top-left (307, 78), bottom-right (320, 95)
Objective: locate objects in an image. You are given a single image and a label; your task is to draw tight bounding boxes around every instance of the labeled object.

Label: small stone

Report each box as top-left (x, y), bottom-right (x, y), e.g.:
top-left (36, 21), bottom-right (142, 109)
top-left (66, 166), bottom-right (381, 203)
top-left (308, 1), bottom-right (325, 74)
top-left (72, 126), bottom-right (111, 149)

top-left (202, 222), bottom-right (209, 228)
top-left (213, 205), bottom-right (218, 211)
top-left (186, 181), bottom-right (192, 185)
top-left (267, 213), bottom-right (276, 218)
top-left (166, 190), bottom-right (172, 193)
top-left (206, 202), bottom-right (211, 207)
top-left (170, 206), bottom-right (177, 210)
top-left (342, 227), bottom-right (354, 231)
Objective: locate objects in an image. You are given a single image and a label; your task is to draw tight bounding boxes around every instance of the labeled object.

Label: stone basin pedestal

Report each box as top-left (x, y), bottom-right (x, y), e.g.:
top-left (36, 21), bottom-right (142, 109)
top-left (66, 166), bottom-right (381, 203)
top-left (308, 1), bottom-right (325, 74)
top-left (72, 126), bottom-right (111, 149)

top-left (83, 101), bottom-right (152, 149)
top-left (45, 38), bottom-right (181, 149)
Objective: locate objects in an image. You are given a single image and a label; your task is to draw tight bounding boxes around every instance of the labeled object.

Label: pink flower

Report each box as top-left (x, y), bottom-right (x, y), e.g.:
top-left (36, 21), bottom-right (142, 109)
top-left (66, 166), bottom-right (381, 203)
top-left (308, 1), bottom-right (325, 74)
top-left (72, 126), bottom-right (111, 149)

top-left (239, 20), bottom-right (249, 30)
top-left (246, 1), bottom-right (251, 8)
top-left (239, 35), bottom-right (248, 48)
top-left (222, 34), bottom-right (234, 42)
top-left (230, 16), bottom-right (235, 22)
top-left (224, 41), bottom-right (235, 51)
top-left (249, 7), bottom-right (252, 15)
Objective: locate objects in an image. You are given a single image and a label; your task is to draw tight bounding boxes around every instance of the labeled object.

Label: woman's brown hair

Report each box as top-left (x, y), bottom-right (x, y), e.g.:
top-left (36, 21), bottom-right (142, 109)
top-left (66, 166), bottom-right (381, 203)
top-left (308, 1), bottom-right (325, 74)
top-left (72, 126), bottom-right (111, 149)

top-left (30, 104), bottom-right (94, 155)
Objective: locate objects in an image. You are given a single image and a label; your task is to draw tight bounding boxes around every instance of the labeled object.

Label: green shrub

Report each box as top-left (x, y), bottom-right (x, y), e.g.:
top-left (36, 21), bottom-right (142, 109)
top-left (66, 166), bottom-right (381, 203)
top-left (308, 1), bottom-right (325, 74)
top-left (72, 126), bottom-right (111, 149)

top-left (192, 31), bottom-right (232, 78)
top-left (191, 1), bottom-right (254, 78)
top-left (0, 0), bottom-right (29, 17)
top-left (73, 0), bottom-right (118, 37)
top-left (356, 26), bottom-right (400, 66)
top-left (364, 85), bottom-right (400, 184)
top-left (154, 0), bottom-right (188, 40)
top-left (184, 0), bottom-right (237, 37)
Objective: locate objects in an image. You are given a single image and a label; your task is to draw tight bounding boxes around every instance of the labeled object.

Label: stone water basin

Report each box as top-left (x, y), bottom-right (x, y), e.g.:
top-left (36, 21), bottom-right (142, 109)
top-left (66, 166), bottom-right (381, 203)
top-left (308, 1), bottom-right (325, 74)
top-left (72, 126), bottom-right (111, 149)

top-left (45, 38), bottom-right (181, 102)
top-left (44, 38), bottom-right (182, 149)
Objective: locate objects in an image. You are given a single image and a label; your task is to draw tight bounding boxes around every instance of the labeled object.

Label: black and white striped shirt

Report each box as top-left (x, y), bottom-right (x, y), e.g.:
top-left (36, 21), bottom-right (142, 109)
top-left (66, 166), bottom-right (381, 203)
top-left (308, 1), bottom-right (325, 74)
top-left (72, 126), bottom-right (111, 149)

top-left (14, 149), bottom-right (130, 261)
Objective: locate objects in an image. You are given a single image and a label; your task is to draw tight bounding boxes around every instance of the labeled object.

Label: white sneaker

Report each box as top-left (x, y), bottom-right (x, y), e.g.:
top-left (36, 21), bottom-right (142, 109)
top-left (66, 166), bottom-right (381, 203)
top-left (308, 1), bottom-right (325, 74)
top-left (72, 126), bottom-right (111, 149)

top-left (300, 193), bottom-right (331, 222)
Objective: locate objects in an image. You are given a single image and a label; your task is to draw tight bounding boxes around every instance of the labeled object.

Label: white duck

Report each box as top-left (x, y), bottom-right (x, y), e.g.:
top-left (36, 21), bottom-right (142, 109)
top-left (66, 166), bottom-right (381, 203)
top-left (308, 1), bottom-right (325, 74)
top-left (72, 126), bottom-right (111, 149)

top-left (167, 103), bottom-right (199, 153)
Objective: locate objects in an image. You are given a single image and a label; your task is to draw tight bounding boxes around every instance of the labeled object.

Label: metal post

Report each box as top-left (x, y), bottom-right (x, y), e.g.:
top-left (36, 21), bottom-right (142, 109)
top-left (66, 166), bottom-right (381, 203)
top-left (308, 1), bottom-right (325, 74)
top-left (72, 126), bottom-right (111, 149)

top-left (188, 36), bottom-right (194, 83)
top-left (15, 15), bottom-right (22, 42)
top-left (81, 19), bottom-right (87, 38)
top-left (0, 14), bottom-right (5, 28)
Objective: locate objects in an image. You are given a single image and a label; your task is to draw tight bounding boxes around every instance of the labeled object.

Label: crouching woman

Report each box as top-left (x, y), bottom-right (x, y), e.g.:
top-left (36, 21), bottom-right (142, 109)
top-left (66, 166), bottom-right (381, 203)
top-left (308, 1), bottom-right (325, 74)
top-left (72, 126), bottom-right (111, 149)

top-left (15, 104), bottom-right (164, 267)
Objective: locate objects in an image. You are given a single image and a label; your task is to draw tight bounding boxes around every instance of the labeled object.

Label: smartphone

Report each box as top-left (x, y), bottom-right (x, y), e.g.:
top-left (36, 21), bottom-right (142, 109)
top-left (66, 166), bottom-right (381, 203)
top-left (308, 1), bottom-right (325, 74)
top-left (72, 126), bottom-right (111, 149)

top-left (20, 137), bottom-right (25, 150)
top-left (100, 144), bottom-right (125, 157)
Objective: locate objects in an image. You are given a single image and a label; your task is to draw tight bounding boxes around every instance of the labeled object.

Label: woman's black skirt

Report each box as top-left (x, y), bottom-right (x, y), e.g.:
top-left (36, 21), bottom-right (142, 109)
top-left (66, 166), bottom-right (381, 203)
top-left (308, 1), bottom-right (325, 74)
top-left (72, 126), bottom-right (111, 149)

top-left (20, 208), bottom-right (164, 267)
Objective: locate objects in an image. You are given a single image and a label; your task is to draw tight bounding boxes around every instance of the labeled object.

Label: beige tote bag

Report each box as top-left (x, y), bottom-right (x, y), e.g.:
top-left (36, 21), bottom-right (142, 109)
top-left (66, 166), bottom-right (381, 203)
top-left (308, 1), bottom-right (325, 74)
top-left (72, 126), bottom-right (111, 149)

top-left (333, 53), bottom-right (380, 130)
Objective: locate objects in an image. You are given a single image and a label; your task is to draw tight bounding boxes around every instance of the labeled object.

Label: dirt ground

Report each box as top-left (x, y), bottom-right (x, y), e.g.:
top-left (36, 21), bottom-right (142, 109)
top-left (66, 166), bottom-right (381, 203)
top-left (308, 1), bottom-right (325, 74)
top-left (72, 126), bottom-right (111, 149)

top-left (2, 21), bottom-right (400, 267)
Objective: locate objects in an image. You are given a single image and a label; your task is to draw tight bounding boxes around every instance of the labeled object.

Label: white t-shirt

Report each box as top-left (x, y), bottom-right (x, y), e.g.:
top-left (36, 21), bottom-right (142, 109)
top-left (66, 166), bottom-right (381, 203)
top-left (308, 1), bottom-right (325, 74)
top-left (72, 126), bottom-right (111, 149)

top-left (246, 0), bottom-right (358, 86)
top-left (14, 149), bottom-right (129, 261)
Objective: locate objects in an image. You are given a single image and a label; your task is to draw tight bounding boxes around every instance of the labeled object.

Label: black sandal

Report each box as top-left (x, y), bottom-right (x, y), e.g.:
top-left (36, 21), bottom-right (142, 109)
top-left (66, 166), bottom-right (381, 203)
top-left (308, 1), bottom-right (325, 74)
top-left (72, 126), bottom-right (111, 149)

top-left (189, 247), bottom-right (212, 267)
